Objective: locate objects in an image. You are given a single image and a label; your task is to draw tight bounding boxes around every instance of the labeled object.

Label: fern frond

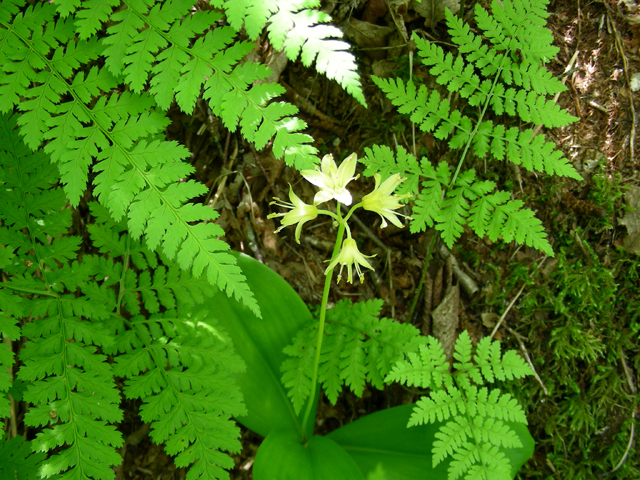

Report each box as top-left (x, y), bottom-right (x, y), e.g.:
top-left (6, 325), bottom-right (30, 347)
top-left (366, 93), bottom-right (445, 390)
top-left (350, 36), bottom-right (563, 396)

top-left (2, 0), bottom-right (331, 314)
top-left (436, 184), bottom-right (469, 247)
top-left (448, 442), bottom-right (480, 480)
top-left (371, 77), bottom-right (446, 133)
top-left (465, 387), bottom-right (528, 424)
top-left (409, 160), bottom-right (450, 234)
top-left (492, 127), bottom-right (582, 180)
top-left (112, 312), bottom-right (246, 480)
top-left (432, 417), bottom-right (472, 466)
top-left (385, 336), bottom-right (449, 389)
top-left (386, 331), bottom-right (533, 479)
top-left (87, 200), bottom-right (218, 316)
top-left (281, 325), bottom-right (317, 414)
top-left (0, 12), bottom-right (260, 312)
top-left (409, 387), bottom-right (465, 425)
top-left (0, 118), bottom-right (124, 478)
top-left (219, 0), bottom-right (366, 106)
top-left (282, 299), bottom-right (425, 410)
top-left (370, 0), bottom-right (580, 257)
top-left (415, 33), bottom-right (574, 129)
top-left (493, 199), bottom-right (554, 256)
top-left (98, 0), bottom-right (319, 169)
top-left (361, 145), bottom-right (421, 196)
top-left (1, 113), bottom-right (241, 478)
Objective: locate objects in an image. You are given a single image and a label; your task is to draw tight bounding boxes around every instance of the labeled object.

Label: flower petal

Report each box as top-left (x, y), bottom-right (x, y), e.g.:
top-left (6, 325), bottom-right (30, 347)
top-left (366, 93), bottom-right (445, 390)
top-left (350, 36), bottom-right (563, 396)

top-left (336, 153), bottom-right (357, 186)
top-left (301, 169), bottom-right (328, 188)
top-left (313, 189), bottom-right (334, 205)
top-left (333, 189), bottom-right (353, 205)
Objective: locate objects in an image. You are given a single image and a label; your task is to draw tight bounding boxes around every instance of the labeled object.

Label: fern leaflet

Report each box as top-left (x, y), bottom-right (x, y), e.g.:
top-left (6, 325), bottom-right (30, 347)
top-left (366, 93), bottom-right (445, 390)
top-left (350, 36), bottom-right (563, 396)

top-left (386, 331), bottom-right (532, 480)
top-left (281, 299), bottom-right (426, 412)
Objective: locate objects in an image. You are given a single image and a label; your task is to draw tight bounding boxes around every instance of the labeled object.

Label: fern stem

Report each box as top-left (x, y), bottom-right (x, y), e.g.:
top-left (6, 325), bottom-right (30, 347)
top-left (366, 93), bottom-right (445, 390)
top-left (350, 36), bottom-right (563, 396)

top-left (450, 53), bottom-right (508, 187)
top-left (0, 284), bottom-right (57, 298)
top-left (301, 209), bottom-right (347, 440)
top-left (116, 235), bottom-right (132, 314)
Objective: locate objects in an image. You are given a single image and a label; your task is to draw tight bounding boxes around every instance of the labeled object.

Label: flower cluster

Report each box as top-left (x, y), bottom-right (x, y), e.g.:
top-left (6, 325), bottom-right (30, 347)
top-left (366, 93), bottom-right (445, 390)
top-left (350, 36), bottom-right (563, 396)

top-left (268, 153), bottom-right (410, 284)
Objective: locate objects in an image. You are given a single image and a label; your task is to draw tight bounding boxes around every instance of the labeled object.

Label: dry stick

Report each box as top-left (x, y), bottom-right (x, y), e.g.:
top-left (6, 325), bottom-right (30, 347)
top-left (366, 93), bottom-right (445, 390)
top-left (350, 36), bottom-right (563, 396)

top-left (281, 81), bottom-right (343, 126)
top-left (620, 348), bottom-right (638, 395)
top-left (601, 419), bottom-right (636, 477)
top-left (489, 251), bottom-right (549, 340)
top-left (408, 232), bottom-right (437, 319)
top-left (489, 282), bottom-right (526, 340)
top-left (505, 325), bottom-right (550, 396)
top-left (599, 348), bottom-right (639, 477)
top-left (604, 1), bottom-right (637, 161)
top-left (205, 135), bottom-right (238, 208)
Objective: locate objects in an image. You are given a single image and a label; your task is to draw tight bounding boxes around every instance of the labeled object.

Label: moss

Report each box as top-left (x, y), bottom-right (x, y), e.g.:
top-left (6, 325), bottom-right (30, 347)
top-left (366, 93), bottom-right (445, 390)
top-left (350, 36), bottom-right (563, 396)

top-left (499, 235), bottom-right (640, 479)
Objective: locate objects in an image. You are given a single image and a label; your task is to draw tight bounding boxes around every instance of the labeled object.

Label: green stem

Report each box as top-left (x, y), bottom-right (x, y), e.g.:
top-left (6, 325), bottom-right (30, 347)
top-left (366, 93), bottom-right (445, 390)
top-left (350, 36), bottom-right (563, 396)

top-left (342, 202), bottom-right (362, 224)
top-left (0, 284), bottom-right (57, 298)
top-left (315, 209), bottom-right (340, 222)
top-left (301, 215), bottom-right (347, 440)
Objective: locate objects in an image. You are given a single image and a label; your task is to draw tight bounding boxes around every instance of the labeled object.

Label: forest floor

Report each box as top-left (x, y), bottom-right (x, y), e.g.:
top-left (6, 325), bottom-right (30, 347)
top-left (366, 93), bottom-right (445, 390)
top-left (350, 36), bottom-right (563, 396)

top-left (118, 1), bottom-right (640, 479)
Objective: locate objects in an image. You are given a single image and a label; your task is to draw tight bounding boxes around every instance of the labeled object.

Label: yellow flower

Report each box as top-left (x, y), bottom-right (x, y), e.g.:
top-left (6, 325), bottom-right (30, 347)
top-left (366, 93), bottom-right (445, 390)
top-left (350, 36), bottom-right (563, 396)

top-left (300, 153), bottom-right (358, 205)
top-left (268, 186), bottom-right (318, 243)
top-left (325, 238), bottom-right (375, 284)
top-left (361, 173), bottom-right (411, 228)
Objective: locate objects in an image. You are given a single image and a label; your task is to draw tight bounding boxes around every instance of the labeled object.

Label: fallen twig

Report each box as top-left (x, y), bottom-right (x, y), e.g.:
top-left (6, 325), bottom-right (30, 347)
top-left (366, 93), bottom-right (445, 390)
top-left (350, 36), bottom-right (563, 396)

top-left (505, 325), bottom-right (549, 396)
top-left (604, 1), bottom-right (637, 161)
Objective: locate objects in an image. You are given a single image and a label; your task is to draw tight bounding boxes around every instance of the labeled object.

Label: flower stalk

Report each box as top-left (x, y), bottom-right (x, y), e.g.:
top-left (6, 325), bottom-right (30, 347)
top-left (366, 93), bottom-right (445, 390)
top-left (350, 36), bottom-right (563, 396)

top-left (269, 153), bottom-right (411, 439)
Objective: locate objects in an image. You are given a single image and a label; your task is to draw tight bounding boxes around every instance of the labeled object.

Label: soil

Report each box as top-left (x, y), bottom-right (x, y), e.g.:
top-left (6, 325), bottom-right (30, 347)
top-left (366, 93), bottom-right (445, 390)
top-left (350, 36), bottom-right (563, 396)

top-left (117, 0), bottom-right (640, 479)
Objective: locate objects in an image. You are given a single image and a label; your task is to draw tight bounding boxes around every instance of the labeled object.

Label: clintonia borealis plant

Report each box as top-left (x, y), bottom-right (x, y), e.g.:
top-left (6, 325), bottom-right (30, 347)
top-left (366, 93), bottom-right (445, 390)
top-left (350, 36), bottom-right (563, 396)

top-left (260, 153), bottom-right (534, 480)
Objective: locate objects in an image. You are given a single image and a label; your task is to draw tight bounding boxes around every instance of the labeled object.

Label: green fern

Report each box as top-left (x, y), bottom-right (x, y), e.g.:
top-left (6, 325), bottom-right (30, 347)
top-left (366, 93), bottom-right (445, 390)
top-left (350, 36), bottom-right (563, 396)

top-left (386, 331), bottom-right (532, 480)
top-left (281, 299), bottom-right (426, 413)
top-left (0, 0), bottom-right (367, 317)
top-left (363, 0), bottom-right (581, 255)
top-left (109, 313), bottom-right (246, 480)
top-left (0, 111), bottom-right (246, 480)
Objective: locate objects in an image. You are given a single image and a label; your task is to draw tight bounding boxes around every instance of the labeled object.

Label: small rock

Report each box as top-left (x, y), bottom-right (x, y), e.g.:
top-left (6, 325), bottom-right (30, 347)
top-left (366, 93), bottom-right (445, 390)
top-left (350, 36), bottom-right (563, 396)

top-left (630, 72), bottom-right (640, 92)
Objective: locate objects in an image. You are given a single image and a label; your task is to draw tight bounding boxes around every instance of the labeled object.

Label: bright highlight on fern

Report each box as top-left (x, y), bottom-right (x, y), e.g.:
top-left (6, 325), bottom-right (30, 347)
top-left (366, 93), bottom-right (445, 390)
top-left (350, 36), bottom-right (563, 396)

top-left (363, 0), bottom-right (581, 257)
top-left (387, 331), bottom-right (533, 480)
top-left (216, 0), bottom-right (367, 107)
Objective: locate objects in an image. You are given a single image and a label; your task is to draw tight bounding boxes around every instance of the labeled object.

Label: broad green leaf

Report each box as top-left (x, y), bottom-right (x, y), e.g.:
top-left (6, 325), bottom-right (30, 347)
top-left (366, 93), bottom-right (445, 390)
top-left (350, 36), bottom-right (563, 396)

top-left (253, 429), bottom-right (365, 480)
top-left (327, 405), bottom-right (534, 480)
top-left (203, 252), bottom-right (317, 439)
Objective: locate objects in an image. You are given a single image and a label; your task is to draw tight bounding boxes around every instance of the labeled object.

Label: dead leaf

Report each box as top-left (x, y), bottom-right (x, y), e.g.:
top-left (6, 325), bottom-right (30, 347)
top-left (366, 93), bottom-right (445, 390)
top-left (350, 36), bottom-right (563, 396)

top-left (432, 282), bottom-right (459, 364)
top-left (345, 19), bottom-right (394, 46)
top-left (410, 0), bottom-right (460, 24)
top-left (481, 312), bottom-right (500, 329)
top-left (618, 186), bottom-right (640, 255)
